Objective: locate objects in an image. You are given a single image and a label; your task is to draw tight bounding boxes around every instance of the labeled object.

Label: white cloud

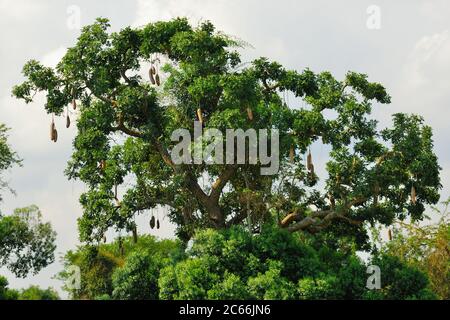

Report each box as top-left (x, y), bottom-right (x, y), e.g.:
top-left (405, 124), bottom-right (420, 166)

top-left (395, 30), bottom-right (450, 133)
top-left (404, 30), bottom-right (450, 88)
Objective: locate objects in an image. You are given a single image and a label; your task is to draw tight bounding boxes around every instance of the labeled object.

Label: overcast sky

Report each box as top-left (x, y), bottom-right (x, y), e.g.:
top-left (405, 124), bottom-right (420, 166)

top-left (1, 0), bottom-right (449, 295)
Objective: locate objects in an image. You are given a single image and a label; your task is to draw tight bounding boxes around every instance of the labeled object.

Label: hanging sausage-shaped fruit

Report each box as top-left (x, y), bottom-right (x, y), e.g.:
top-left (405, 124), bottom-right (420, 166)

top-left (66, 114), bottom-right (71, 128)
top-left (99, 160), bottom-right (106, 171)
top-left (155, 73), bottom-right (160, 86)
top-left (50, 120), bottom-right (55, 141)
top-left (156, 219), bottom-right (160, 229)
top-left (309, 163), bottom-right (315, 176)
top-left (53, 128), bottom-right (58, 143)
top-left (132, 225), bottom-right (138, 244)
top-left (149, 65), bottom-right (156, 85)
top-left (388, 229), bottom-right (392, 241)
top-left (307, 149), bottom-right (313, 173)
top-left (150, 215), bottom-right (155, 229)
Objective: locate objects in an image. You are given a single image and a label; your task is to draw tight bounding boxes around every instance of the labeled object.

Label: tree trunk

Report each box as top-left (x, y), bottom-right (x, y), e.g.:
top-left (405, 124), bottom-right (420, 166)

top-left (205, 201), bottom-right (225, 229)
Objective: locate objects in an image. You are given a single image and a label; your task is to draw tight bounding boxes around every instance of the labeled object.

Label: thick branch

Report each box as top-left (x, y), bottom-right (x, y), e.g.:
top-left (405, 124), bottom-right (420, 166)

top-left (280, 209), bottom-right (331, 228)
top-left (283, 205), bottom-right (362, 233)
top-left (112, 114), bottom-right (143, 138)
top-left (210, 165), bottom-right (238, 201)
top-left (120, 70), bottom-right (132, 85)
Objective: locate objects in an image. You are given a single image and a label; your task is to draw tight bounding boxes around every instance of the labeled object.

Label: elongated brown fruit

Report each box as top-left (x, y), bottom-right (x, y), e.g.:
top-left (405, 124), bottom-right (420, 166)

top-left (289, 145), bottom-right (295, 163)
top-left (132, 226), bottom-right (138, 244)
top-left (388, 229), bottom-right (392, 241)
top-left (307, 151), bottom-right (313, 170)
top-left (66, 115), bottom-right (71, 128)
top-left (53, 128), bottom-right (58, 143)
top-left (72, 99), bottom-right (76, 110)
top-left (156, 219), bottom-right (160, 229)
top-left (149, 68), bottom-right (156, 84)
top-left (50, 121), bottom-right (55, 141)
top-left (411, 185), bottom-right (416, 204)
top-left (309, 163), bottom-right (315, 176)
top-left (150, 216), bottom-right (156, 229)
top-left (246, 107), bottom-right (254, 121)
top-left (99, 160), bottom-right (106, 171)
top-left (155, 73), bottom-right (160, 86)
top-left (197, 108), bottom-right (203, 123)
top-left (150, 65), bottom-right (156, 75)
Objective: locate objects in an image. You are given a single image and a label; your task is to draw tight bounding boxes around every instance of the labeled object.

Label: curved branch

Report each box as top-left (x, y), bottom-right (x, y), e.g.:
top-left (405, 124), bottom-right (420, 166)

top-left (112, 114), bottom-right (143, 138)
top-left (286, 210), bottom-right (362, 233)
top-left (210, 165), bottom-right (238, 201)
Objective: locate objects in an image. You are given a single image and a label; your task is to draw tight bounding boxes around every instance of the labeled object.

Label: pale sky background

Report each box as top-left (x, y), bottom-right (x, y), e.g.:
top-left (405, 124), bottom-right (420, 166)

top-left (1, 0), bottom-right (449, 297)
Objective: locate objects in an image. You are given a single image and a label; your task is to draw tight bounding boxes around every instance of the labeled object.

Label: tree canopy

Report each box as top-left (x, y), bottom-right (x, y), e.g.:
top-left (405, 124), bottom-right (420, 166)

top-left (12, 17), bottom-right (441, 249)
top-left (0, 205), bottom-right (56, 278)
top-left (0, 275), bottom-right (59, 300)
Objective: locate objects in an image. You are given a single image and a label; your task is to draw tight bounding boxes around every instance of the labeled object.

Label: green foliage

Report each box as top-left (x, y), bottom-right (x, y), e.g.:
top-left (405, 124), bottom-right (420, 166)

top-left (59, 234), bottom-right (184, 299)
top-left (0, 205), bottom-right (56, 278)
top-left (112, 250), bottom-right (160, 300)
top-left (363, 254), bottom-right (436, 300)
top-left (247, 260), bottom-right (297, 300)
top-left (0, 276), bottom-right (59, 300)
top-left (378, 199), bottom-right (450, 299)
top-left (18, 285), bottom-right (59, 300)
top-left (0, 124), bottom-right (21, 203)
top-left (57, 226), bottom-right (437, 300)
top-left (0, 276), bottom-right (19, 300)
top-left (207, 272), bottom-right (250, 300)
top-left (158, 226), bottom-right (434, 300)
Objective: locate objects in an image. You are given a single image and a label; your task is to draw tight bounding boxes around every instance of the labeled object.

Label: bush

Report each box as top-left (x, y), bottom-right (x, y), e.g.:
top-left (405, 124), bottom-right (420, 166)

top-left (112, 250), bottom-right (160, 300)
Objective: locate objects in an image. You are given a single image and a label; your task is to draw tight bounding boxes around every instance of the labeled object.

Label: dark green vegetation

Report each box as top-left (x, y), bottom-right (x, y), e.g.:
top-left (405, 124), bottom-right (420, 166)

top-left (10, 17), bottom-right (447, 300)
top-left (376, 199), bottom-right (450, 299)
top-left (0, 205), bottom-right (56, 278)
top-left (59, 227), bottom-right (436, 300)
top-left (0, 276), bottom-right (59, 300)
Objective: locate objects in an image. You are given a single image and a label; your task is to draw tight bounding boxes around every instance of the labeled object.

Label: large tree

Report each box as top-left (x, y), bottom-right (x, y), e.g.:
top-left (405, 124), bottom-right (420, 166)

top-left (12, 18), bottom-right (441, 246)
